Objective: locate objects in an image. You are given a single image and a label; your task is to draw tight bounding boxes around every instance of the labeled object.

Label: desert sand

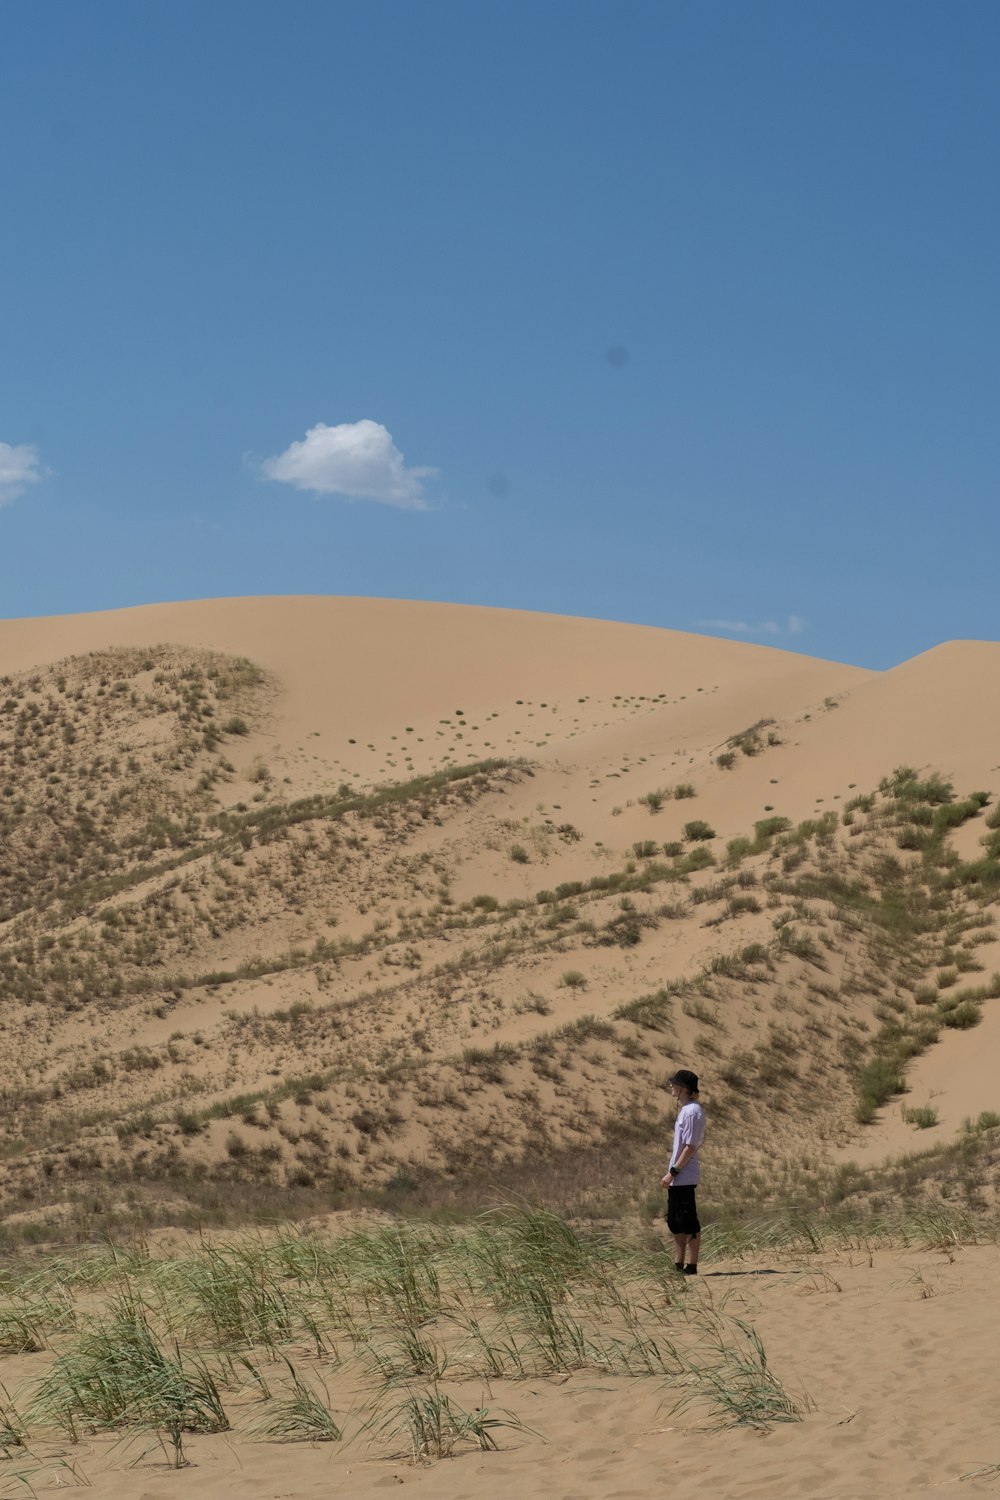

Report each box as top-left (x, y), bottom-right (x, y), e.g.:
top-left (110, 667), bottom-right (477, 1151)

top-left (3, 1227), bottom-right (1000, 1500)
top-left (0, 596), bottom-right (999, 1497)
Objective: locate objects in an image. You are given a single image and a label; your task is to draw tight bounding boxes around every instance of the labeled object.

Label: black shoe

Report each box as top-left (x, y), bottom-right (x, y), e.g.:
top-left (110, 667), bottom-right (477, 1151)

top-left (674, 1261), bottom-right (685, 1273)
top-left (684, 1265), bottom-right (698, 1275)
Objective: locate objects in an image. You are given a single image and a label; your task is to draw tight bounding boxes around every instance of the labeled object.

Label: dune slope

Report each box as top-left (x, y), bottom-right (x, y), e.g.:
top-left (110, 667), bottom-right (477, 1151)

top-left (0, 597), bottom-right (997, 1235)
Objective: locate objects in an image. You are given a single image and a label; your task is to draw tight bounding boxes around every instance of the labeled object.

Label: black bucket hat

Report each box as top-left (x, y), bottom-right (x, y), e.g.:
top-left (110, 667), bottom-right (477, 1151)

top-left (668, 1068), bottom-right (700, 1094)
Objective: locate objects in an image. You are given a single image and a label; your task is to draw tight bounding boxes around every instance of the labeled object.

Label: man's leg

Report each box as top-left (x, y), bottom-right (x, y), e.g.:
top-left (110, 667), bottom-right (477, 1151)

top-left (683, 1191), bottom-right (701, 1272)
top-left (672, 1232), bottom-right (689, 1269)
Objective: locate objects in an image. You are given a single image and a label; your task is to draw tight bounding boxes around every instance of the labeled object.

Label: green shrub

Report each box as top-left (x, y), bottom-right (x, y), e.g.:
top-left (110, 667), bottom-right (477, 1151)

top-left (726, 837), bottom-right (753, 866)
top-left (939, 1000), bottom-right (981, 1029)
top-left (901, 1105), bottom-right (938, 1129)
top-left (754, 816), bottom-right (791, 841)
top-left (509, 844), bottom-right (530, 864)
top-left (683, 820), bottom-right (716, 842)
top-left (613, 988), bottom-right (673, 1028)
top-left (896, 826), bottom-right (928, 851)
top-left (683, 846), bottom-right (716, 872)
top-left (716, 752), bottom-right (736, 770)
top-left (857, 1056), bottom-right (906, 1120)
top-left (739, 942), bottom-right (769, 964)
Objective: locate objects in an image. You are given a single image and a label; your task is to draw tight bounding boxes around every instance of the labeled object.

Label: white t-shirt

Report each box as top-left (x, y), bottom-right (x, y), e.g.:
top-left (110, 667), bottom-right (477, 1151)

top-left (670, 1100), bottom-right (706, 1186)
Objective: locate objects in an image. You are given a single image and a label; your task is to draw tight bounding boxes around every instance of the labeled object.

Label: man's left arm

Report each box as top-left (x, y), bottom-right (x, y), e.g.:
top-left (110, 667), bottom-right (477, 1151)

top-left (661, 1142), bottom-right (695, 1187)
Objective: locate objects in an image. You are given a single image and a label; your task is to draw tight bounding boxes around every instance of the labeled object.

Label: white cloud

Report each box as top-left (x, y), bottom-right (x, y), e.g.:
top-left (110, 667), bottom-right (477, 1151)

top-left (697, 615), bottom-right (806, 638)
top-left (0, 442), bottom-right (44, 508)
top-left (260, 419), bottom-right (434, 510)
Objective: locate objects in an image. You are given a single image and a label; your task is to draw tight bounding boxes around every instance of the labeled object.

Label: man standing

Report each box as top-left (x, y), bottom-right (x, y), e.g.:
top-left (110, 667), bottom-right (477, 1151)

top-left (661, 1069), bottom-right (706, 1274)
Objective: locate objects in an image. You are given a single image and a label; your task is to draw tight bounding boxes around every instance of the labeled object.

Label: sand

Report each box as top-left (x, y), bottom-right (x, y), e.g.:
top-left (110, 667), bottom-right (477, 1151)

top-left (7, 1238), bottom-right (1000, 1499)
top-left (2, 596), bottom-right (1000, 1497)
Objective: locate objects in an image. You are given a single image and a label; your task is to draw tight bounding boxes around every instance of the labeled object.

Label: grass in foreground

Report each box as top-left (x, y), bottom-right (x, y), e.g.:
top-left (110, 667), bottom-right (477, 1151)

top-left (0, 1204), bottom-right (811, 1481)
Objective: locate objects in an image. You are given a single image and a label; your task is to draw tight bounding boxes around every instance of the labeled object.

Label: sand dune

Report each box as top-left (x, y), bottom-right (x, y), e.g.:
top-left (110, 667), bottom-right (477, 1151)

top-left (1, 596), bottom-right (999, 1498)
top-left (0, 595), bottom-right (870, 797)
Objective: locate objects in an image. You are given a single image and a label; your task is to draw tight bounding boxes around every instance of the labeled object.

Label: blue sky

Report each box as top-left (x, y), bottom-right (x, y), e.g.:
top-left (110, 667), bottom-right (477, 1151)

top-left (2, 1), bottom-right (997, 669)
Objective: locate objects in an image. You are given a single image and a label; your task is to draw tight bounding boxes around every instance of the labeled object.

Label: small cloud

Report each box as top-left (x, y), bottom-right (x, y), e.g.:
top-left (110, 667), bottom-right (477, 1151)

top-left (697, 614), bottom-right (805, 638)
top-left (0, 441), bottom-right (45, 508)
top-left (260, 419), bottom-right (434, 510)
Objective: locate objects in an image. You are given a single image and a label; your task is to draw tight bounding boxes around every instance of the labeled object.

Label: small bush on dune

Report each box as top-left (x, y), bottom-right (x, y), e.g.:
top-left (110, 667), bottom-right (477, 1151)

top-left (754, 816), bottom-right (791, 841)
top-left (683, 820), bottom-right (716, 842)
top-left (726, 837), bottom-right (753, 866)
top-left (683, 845), bottom-right (716, 871)
top-left (938, 1000), bottom-right (981, 1030)
top-left (901, 1105), bottom-right (938, 1129)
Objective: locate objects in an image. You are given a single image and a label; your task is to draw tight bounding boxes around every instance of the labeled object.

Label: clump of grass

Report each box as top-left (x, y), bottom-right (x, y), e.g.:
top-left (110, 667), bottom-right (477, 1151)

top-left (509, 844), bottom-right (530, 864)
top-left (672, 1319), bottom-right (801, 1430)
top-left (901, 1105), bottom-right (938, 1129)
top-left (683, 845), bottom-right (716, 871)
top-left (30, 1290), bottom-right (229, 1457)
top-left (376, 1385), bottom-right (525, 1460)
top-left (560, 970), bottom-right (587, 990)
top-left (938, 999), bottom-right (981, 1030)
top-left (856, 1056), bottom-right (907, 1124)
top-left (613, 987), bottom-right (673, 1029)
top-left (683, 820), bottom-right (716, 842)
top-left (253, 1360), bottom-right (342, 1441)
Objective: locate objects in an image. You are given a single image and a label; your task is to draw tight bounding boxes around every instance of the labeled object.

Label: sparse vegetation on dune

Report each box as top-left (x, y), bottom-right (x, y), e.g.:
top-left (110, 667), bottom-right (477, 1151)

top-left (0, 610), bottom-right (999, 1497)
top-left (0, 636), bottom-right (997, 1271)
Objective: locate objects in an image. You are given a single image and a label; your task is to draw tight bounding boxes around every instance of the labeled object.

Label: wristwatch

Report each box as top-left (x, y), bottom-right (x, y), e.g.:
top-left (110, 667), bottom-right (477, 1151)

top-left (668, 1166), bottom-right (679, 1177)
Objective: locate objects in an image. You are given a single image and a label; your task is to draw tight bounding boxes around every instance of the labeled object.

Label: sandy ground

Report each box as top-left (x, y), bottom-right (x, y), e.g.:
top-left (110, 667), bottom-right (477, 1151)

top-left (8, 1240), bottom-right (1000, 1499)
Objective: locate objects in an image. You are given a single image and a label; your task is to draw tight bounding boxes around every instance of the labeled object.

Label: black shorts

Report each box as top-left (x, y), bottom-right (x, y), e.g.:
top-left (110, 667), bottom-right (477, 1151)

top-left (666, 1185), bottom-right (700, 1236)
